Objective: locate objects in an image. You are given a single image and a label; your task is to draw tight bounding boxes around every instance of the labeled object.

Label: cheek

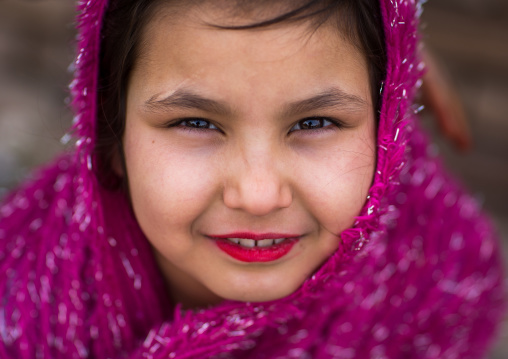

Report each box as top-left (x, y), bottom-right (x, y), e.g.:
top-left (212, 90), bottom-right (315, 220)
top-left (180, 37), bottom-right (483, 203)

top-left (294, 125), bottom-right (376, 233)
top-left (123, 129), bottom-right (218, 239)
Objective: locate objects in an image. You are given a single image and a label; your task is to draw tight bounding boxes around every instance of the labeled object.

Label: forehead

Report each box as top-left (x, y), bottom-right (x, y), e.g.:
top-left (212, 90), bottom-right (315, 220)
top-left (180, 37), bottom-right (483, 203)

top-left (147, 0), bottom-right (330, 27)
top-left (137, 0), bottom-right (361, 65)
top-left (130, 1), bottom-right (370, 108)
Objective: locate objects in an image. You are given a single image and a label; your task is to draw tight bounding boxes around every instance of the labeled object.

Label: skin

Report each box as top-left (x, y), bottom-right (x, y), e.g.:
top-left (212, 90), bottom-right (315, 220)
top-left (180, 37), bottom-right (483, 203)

top-left (122, 4), bottom-right (376, 309)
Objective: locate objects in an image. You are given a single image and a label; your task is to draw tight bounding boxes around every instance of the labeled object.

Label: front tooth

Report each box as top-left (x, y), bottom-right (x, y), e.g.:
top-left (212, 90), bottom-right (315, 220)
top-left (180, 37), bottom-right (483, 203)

top-left (239, 238), bottom-right (255, 248)
top-left (257, 239), bottom-right (274, 247)
top-left (228, 238), bottom-right (240, 244)
top-left (274, 238), bottom-right (286, 244)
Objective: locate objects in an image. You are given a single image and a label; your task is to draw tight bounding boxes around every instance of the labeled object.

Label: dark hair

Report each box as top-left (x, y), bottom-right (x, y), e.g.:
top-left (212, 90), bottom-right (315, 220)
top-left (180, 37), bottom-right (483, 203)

top-left (96, 0), bottom-right (386, 186)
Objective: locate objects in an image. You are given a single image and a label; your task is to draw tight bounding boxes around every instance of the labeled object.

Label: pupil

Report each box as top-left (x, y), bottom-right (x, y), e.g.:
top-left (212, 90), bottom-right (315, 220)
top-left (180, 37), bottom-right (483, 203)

top-left (301, 118), bottom-right (322, 129)
top-left (189, 119), bottom-right (207, 128)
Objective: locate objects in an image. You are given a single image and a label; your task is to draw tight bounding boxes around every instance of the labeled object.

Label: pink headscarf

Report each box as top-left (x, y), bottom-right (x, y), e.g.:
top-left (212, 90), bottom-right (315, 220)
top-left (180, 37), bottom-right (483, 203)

top-left (0, 0), bottom-right (505, 358)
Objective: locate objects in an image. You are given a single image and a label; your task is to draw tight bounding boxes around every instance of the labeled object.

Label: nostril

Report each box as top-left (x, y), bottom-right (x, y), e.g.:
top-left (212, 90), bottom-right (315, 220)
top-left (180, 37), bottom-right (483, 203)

top-left (222, 174), bottom-right (292, 215)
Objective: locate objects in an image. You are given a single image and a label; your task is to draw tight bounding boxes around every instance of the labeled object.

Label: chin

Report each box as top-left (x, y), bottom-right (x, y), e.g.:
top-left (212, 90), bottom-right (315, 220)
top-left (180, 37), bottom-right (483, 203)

top-left (224, 289), bottom-right (296, 303)
top-left (215, 271), bottom-right (304, 303)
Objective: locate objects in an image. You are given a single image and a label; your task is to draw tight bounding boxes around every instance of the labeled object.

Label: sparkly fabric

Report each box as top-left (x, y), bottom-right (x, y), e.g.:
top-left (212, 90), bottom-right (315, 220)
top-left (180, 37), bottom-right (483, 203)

top-left (0, 0), bottom-right (505, 358)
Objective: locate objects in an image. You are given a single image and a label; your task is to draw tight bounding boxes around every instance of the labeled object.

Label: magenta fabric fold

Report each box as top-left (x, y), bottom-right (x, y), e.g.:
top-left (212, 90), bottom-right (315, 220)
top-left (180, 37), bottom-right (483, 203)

top-left (0, 0), bottom-right (505, 358)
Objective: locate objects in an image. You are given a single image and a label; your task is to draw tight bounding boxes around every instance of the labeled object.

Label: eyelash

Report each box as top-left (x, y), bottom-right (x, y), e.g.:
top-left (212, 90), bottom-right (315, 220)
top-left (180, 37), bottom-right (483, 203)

top-left (171, 118), bottom-right (220, 133)
top-left (288, 117), bottom-right (343, 133)
top-left (167, 116), bottom-right (344, 134)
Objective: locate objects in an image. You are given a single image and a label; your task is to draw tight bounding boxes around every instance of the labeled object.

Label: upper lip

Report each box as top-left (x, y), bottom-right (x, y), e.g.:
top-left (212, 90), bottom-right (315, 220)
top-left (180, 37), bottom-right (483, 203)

top-left (208, 232), bottom-right (301, 240)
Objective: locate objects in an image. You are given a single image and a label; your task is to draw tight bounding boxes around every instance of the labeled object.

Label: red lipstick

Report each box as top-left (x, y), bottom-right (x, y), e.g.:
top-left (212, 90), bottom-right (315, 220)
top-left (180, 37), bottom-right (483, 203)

top-left (209, 232), bottom-right (299, 262)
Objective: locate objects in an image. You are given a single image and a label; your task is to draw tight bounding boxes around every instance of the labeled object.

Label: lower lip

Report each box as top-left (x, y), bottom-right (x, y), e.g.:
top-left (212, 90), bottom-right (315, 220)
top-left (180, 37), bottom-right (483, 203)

top-left (214, 238), bottom-right (298, 262)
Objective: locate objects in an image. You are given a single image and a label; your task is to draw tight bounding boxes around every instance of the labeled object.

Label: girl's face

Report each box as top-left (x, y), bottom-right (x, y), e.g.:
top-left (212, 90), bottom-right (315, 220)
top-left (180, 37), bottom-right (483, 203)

top-left (123, 5), bottom-right (376, 308)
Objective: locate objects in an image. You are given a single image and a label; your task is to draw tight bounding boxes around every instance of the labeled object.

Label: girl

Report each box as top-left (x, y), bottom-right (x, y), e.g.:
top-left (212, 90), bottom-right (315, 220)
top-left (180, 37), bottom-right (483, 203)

top-left (0, 0), bottom-right (505, 358)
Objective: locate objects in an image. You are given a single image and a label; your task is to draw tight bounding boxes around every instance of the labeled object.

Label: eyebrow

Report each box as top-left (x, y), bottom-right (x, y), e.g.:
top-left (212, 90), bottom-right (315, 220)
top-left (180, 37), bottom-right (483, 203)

top-left (143, 87), bottom-right (368, 116)
top-left (282, 87), bottom-right (368, 117)
top-left (144, 90), bottom-right (231, 116)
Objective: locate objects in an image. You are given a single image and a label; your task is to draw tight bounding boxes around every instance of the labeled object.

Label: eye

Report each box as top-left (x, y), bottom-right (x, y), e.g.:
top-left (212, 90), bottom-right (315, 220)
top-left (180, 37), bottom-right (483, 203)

top-left (290, 117), bottom-right (336, 132)
top-left (178, 118), bottom-right (218, 130)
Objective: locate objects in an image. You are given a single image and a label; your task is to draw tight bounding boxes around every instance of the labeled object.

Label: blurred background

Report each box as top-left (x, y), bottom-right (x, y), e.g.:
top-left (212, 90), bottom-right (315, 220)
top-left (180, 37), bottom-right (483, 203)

top-left (0, 0), bottom-right (507, 356)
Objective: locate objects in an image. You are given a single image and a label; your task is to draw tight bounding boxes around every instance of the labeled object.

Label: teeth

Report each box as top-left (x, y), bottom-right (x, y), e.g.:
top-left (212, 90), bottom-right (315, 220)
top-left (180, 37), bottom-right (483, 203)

top-left (257, 239), bottom-right (274, 247)
top-left (239, 238), bottom-right (255, 248)
top-left (226, 238), bottom-right (287, 248)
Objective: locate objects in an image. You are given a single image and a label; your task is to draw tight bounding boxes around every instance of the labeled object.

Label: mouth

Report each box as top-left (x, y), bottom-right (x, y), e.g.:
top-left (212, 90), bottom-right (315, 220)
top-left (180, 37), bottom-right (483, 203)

top-left (208, 233), bottom-right (300, 262)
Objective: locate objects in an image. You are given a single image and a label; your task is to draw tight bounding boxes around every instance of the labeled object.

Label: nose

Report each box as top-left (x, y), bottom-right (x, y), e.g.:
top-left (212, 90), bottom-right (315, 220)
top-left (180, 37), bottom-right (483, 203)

top-left (223, 152), bottom-right (292, 216)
